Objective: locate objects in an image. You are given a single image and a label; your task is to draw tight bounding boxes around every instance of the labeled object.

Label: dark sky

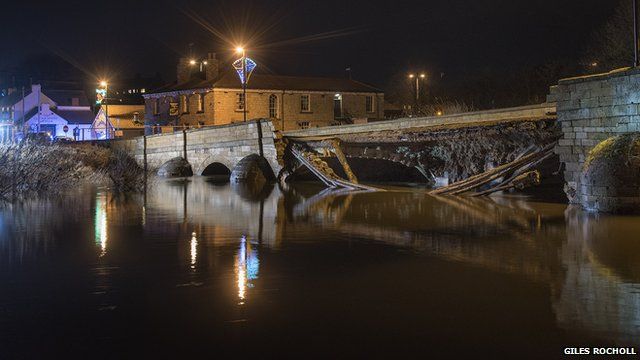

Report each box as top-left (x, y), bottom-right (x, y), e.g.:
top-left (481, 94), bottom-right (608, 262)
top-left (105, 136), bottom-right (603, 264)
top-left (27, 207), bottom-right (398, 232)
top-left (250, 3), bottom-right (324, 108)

top-left (1, 0), bottom-right (621, 87)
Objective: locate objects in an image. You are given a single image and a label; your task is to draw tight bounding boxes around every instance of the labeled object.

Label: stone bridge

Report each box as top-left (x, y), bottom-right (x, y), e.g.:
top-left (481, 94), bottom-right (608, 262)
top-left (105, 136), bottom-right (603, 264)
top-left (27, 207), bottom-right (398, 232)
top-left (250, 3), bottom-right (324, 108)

top-left (112, 120), bottom-right (281, 181)
top-left (111, 102), bottom-right (559, 186)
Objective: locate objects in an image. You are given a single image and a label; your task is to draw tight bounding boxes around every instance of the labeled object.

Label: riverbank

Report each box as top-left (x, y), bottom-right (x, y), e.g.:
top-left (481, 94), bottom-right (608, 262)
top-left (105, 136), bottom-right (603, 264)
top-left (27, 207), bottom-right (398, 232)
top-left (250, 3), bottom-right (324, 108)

top-left (0, 143), bottom-right (144, 201)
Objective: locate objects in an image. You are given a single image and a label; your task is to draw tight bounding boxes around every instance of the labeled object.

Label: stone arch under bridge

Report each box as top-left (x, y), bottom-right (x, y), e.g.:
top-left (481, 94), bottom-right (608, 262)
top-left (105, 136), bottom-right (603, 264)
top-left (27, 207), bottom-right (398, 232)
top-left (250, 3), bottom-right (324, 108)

top-left (109, 120), bottom-right (282, 182)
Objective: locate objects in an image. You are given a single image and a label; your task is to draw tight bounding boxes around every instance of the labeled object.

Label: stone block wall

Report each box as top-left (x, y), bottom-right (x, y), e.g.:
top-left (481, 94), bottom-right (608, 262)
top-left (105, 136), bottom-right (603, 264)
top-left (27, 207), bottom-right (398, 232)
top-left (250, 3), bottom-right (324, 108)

top-left (550, 67), bottom-right (640, 202)
top-left (109, 120), bottom-right (281, 177)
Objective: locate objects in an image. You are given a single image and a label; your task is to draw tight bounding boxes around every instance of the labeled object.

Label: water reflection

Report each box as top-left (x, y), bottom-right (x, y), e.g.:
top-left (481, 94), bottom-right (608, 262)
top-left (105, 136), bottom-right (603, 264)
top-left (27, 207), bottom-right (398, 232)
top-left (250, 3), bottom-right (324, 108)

top-left (1, 178), bottom-right (640, 354)
top-left (190, 231), bottom-right (197, 269)
top-left (235, 235), bottom-right (260, 305)
top-left (94, 192), bottom-right (108, 257)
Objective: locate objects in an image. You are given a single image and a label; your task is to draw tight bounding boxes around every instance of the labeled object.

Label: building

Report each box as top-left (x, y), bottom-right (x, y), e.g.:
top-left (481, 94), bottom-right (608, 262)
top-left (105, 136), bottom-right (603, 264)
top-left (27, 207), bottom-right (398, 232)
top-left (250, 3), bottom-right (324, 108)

top-left (0, 84), bottom-right (95, 140)
top-left (103, 74), bottom-right (164, 105)
top-left (93, 104), bottom-right (145, 139)
top-left (143, 53), bottom-right (384, 132)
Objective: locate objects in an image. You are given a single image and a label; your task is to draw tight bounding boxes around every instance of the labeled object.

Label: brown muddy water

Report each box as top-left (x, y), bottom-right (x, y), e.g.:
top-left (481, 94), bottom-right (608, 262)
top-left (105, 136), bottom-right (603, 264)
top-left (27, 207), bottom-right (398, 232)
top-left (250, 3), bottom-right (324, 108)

top-left (1, 178), bottom-right (639, 358)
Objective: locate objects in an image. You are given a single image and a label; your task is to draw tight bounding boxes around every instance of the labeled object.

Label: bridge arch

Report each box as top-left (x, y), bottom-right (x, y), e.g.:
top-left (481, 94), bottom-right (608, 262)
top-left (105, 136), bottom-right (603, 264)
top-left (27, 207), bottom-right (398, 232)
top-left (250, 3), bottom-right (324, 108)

top-left (157, 157), bottom-right (193, 177)
top-left (231, 154), bottom-right (276, 184)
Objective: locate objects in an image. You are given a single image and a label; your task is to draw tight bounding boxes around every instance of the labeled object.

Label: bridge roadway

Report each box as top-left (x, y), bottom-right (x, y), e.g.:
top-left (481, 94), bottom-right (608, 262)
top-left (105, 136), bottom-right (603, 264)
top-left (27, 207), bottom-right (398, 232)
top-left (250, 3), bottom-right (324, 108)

top-left (111, 102), bottom-right (557, 183)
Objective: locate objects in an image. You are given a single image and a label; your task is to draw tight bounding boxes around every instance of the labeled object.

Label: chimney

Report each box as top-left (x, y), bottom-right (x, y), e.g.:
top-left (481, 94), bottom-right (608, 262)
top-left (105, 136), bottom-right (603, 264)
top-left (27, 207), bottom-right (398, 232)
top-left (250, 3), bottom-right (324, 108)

top-left (31, 84), bottom-right (41, 94)
top-left (205, 52), bottom-right (219, 81)
top-left (177, 57), bottom-right (192, 84)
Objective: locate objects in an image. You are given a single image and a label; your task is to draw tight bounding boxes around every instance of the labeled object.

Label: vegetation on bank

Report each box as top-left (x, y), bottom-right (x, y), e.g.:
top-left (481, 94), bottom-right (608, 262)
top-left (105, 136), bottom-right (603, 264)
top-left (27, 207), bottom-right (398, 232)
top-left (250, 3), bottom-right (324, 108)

top-left (0, 143), bottom-right (145, 201)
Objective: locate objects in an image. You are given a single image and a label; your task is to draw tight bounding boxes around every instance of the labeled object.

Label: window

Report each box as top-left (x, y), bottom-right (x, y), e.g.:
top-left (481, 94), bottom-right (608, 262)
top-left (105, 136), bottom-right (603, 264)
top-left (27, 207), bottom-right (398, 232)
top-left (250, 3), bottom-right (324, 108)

top-left (300, 94), bottom-right (310, 112)
top-left (153, 99), bottom-right (159, 115)
top-left (181, 95), bottom-right (189, 114)
top-left (268, 94), bottom-right (278, 118)
top-left (197, 94), bottom-right (204, 113)
top-left (298, 121), bottom-right (310, 129)
top-left (236, 93), bottom-right (245, 111)
top-left (366, 95), bottom-right (375, 113)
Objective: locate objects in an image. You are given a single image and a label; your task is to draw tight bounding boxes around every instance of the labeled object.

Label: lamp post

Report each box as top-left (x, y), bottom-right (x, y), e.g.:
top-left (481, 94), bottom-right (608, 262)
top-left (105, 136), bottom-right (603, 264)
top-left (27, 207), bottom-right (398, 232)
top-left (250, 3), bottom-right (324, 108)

top-left (236, 46), bottom-right (247, 122)
top-left (634, 0), bottom-right (639, 67)
top-left (408, 73), bottom-right (426, 116)
top-left (100, 81), bottom-right (109, 139)
top-left (189, 58), bottom-right (209, 72)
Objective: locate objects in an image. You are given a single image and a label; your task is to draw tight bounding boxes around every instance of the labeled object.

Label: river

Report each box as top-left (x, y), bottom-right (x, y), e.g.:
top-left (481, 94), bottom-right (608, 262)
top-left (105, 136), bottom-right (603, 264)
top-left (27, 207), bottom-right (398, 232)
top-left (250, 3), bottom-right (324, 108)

top-left (1, 178), bottom-right (639, 358)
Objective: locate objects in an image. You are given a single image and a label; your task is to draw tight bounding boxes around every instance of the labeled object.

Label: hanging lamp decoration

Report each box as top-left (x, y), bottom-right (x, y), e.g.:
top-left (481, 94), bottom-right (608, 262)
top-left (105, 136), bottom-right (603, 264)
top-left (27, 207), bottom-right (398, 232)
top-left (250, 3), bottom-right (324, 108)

top-left (233, 57), bottom-right (257, 85)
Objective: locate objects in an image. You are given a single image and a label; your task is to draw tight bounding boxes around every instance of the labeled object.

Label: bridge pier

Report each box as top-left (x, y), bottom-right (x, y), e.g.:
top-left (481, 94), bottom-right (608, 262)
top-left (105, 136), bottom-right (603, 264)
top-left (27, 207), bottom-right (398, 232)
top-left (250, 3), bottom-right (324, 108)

top-left (551, 68), bottom-right (640, 213)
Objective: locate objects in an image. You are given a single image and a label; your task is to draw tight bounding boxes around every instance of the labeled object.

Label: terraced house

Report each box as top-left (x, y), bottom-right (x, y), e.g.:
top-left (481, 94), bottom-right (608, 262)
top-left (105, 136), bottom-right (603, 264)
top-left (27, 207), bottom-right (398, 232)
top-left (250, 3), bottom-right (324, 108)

top-left (143, 53), bottom-right (384, 132)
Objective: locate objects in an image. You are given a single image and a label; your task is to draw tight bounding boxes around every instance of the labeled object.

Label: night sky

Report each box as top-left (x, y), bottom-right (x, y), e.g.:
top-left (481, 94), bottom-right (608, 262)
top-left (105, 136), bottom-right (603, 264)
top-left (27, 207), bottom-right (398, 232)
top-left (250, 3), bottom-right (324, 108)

top-left (1, 0), bottom-right (621, 87)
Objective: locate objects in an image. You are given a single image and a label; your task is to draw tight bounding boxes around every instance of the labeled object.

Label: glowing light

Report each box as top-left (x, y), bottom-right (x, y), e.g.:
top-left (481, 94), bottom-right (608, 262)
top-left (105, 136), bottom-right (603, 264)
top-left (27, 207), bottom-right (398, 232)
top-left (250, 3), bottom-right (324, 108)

top-left (189, 59), bottom-right (197, 65)
top-left (408, 74), bottom-right (415, 79)
top-left (420, 74), bottom-right (426, 78)
top-left (235, 46), bottom-right (244, 54)
top-left (190, 232), bottom-right (197, 269)
top-left (436, 110), bottom-right (443, 116)
top-left (94, 193), bottom-right (108, 257)
top-left (235, 235), bottom-right (260, 305)
top-left (202, 61), bottom-right (208, 65)
top-left (99, 80), bottom-right (108, 87)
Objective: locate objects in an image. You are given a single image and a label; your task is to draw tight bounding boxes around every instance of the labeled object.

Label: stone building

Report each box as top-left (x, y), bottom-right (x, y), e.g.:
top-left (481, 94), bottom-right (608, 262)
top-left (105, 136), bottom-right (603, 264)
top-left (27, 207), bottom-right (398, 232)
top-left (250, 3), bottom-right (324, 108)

top-left (143, 53), bottom-right (384, 132)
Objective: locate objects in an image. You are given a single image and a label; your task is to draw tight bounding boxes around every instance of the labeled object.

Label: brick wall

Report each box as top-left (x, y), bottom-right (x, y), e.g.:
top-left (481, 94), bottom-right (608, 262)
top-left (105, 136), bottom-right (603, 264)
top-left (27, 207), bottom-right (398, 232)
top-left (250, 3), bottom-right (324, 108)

top-left (550, 67), bottom-right (640, 202)
top-left (145, 89), bottom-right (384, 132)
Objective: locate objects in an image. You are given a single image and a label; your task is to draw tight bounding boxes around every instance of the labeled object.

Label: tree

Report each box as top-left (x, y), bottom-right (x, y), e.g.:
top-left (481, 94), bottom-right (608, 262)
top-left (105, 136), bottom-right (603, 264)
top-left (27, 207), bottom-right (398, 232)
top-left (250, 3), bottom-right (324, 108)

top-left (585, 0), bottom-right (634, 71)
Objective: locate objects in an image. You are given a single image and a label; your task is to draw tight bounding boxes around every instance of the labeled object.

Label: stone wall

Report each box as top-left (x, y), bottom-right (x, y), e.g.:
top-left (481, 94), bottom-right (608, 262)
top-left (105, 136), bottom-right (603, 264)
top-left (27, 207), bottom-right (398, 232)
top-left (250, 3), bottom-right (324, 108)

top-left (550, 67), bottom-right (640, 203)
top-left (110, 120), bottom-right (281, 177)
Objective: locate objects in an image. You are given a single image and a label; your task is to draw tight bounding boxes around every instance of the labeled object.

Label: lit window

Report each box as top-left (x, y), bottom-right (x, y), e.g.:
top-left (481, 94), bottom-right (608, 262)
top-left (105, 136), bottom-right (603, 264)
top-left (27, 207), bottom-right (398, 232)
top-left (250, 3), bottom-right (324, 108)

top-left (300, 94), bottom-right (310, 112)
top-left (366, 95), bottom-right (375, 113)
top-left (141, 88), bottom-right (146, 93)
top-left (268, 94), bottom-right (278, 118)
top-left (153, 99), bottom-right (159, 115)
top-left (298, 121), bottom-right (310, 129)
top-left (236, 93), bottom-right (245, 110)
top-left (197, 94), bottom-right (204, 113)
top-left (181, 95), bottom-right (189, 114)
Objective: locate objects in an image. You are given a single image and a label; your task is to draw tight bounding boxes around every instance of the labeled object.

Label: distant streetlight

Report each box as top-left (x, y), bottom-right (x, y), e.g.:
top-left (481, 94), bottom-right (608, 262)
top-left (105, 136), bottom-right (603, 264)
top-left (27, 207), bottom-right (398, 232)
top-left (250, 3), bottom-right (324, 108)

top-left (408, 73), bottom-right (426, 116)
top-left (189, 58), bottom-right (209, 72)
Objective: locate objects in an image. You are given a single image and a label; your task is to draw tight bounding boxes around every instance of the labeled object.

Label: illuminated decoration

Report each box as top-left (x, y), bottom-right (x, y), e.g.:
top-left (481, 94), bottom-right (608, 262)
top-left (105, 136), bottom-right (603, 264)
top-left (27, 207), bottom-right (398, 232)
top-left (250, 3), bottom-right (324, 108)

top-left (94, 192), bottom-right (108, 257)
top-left (232, 57), bottom-right (257, 85)
top-left (95, 88), bottom-right (106, 105)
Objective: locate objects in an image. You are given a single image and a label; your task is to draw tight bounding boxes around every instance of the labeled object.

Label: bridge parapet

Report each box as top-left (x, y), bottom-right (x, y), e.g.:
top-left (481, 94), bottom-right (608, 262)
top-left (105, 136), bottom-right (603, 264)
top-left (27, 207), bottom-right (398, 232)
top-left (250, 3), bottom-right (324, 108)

top-left (110, 119), bottom-right (281, 178)
top-left (284, 103), bottom-right (556, 139)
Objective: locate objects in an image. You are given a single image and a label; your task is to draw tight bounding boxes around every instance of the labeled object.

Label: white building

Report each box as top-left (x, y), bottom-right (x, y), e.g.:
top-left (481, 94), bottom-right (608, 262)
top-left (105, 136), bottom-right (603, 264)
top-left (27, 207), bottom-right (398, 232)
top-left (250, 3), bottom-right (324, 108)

top-left (0, 84), bottom-right (95, 140)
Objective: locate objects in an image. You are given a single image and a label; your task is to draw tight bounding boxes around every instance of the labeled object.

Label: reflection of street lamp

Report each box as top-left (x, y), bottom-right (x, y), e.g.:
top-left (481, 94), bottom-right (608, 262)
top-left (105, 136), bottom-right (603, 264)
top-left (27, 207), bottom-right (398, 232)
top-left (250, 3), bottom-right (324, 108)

top-left (408, 73), bottom-right (426, 116)
top-left (236, 46), bottom-right (247, 122)
top-left (99, 80), bottom-right (109, 139)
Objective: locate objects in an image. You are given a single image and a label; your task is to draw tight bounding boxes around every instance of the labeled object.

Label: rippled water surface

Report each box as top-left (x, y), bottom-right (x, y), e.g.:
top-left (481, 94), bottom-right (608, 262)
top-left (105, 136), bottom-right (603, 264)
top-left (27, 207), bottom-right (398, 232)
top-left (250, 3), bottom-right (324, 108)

top-left (1, 178), bottom-right (639, 358)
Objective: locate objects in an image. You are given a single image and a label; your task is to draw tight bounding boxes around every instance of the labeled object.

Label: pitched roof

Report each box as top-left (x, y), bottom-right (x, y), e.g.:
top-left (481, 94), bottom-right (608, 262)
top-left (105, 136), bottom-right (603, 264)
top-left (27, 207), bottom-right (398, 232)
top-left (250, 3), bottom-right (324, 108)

top-left (52, 108), bottom-right (95, 124)
top-left (148, 69), bottom-right (383, 95)
top-left (214, 72), bottom-right (383, 93)
top-left (46, 89), bottom-right (90, 106)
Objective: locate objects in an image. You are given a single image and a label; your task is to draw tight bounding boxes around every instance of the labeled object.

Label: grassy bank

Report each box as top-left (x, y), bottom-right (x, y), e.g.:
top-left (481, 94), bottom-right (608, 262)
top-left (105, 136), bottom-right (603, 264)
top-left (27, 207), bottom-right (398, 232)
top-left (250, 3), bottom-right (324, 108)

top-left (0, 143), bottom-right (145, 201)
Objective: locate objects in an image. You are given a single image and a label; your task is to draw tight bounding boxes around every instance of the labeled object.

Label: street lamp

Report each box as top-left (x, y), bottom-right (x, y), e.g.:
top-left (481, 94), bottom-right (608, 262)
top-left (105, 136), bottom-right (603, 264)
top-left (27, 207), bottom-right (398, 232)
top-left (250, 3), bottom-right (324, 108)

top-left (408, 73), bottom-right (426, 116)
top-left (99, 80), bottom-right (110, 139)
top-left (236, 46), bottom-right (247, 122)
